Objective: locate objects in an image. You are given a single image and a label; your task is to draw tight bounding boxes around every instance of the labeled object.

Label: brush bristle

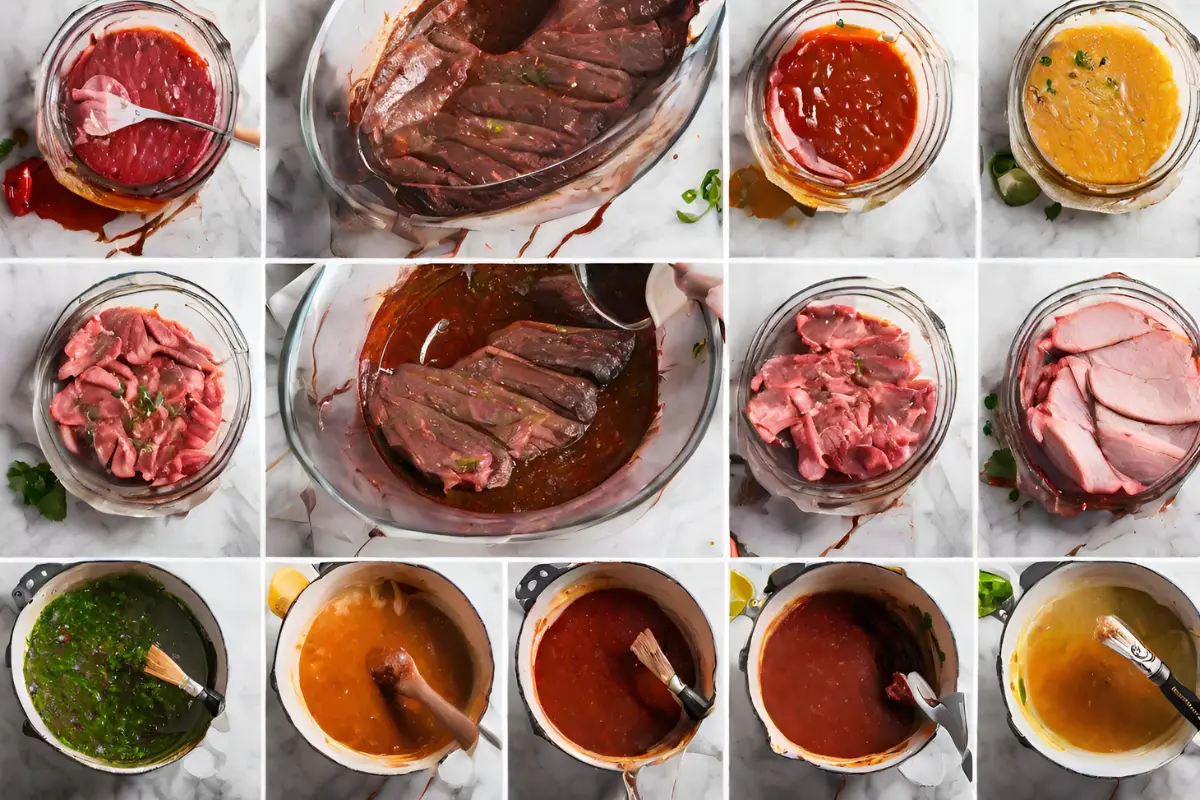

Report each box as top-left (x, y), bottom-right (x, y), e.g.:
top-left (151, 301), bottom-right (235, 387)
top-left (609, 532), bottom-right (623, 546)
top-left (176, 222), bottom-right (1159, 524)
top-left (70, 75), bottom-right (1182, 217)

top-left (143, 644), bottom-right (187, 688)
top-left (1095, 614), bottom-right (1139, 648)
top-left (630, 628), bottom-right (677, 686)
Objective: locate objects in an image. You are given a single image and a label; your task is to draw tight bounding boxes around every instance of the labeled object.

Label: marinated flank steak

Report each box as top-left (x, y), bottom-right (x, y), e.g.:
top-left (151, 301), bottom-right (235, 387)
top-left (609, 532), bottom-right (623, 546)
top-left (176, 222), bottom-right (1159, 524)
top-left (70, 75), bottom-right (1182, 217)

top-left (1021, 301), bottom-right (1200, 494)
top-left (49, 307), bottom-right (224, 485)
top-left (745, 304), bottom-right (936, 482)
top-left (352, 0), bottom-right (699, 214)
top-left (359, 265), bottom-right (656, 512)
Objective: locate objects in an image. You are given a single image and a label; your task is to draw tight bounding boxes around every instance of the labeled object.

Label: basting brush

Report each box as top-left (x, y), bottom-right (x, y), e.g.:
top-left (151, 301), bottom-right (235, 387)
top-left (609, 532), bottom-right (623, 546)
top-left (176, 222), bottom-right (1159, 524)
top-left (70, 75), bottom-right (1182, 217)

top-left (144, 644), bottom-right (225, 717)
top-left (630, 628), bottom-right (713, 721)
top-left (1095, 615), bottom-right (1200, 731)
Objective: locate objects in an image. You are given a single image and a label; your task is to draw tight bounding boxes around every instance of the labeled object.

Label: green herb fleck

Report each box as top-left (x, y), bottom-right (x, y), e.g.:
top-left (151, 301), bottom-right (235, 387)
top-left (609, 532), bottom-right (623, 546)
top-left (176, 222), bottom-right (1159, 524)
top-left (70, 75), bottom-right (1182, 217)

top-left (986, 448), bottom-right (1018, 482)
top-left (984, 393), bottom-right (998, 410)
top-left (1045, 79), bottom-right (1057, 94)
top-left (692, 339), bottom-right (708, 360)
top-left (7, 461), bottom-right (67, 522)
top-left (1019, 677), bottom-right (1027, 705)
top-left (836, 18), bottom-right (845, 28)
top-left (486, 119), bottom-right (504, 134)
top-left (1040, 56), bottom-right (1052, 67)
top-left (989, 150), bottom-right (1041, 207)
top-left (135, 385), bottom-right (165, 417)
top-left (983, 420), bottom-right (994, 437)
top-left (453, 457), bottom-right (481, 473)
top-left (682, 188), bottom-right (698, 203)
top-left (1075, 50), bottom-right (1093, 69)
top-left (1107, 77), bottom-right (1119, 89)
top-left (979, 571), bottom-right (1014, 617)
top-left (0, 138), bottom-right (14, 163)
top-left (677, 168), bottom-right (722, 224)
top-left (1045, 202), bottom-right (1063, 221)
top-left (1009, 488), bottom-right (1021, 502)
top-left (111, 380), bottom-right (126, 399)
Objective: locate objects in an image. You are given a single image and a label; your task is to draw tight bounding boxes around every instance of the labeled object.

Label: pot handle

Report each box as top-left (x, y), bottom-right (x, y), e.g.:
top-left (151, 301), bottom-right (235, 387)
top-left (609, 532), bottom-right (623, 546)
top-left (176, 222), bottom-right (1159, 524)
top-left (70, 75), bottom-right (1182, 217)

top-left (12, 563), bottom-right (66, 609)
top-left (515, 564), bottom-right (570, 614)
top-left (621, 770), bottom-right (642, 800)
top-left (21, 720), bottom-right (46, 743)
top-left (763, 563), bottom-right (811, 596)
top-left (267, 567), bottom-right (311, 619)
top-left (1019, 561), bottom-right (1063, 592)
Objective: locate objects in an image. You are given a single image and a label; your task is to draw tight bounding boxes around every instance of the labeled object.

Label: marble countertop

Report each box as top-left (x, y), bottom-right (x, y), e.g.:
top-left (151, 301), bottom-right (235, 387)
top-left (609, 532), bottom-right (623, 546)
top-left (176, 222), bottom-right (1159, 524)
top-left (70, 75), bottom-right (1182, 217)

top-left (728, 262), bottom-right (975, 558)
top-left (0, 559), bottom-right (262, 799)
top-left (264, 264), bottom-right (725, 559)
top-left (729, 560), bottom-right (975, 800)
top-left (728, 0), bottom-right (978, 258)
top-left (978, 263), bottom-right (1200, 557)
top-left (0, 262), bottom-right (262, 558)
top-left (978, 560), bottom-right (1200, 799)
top-left (0, 0), bottom-right (263, 258)
top-left (264, 560), bottom-right (503, 800)
top-left (264, 0), bottom-right (723, 259)
top-left (506, 561), bottom-right (724, 800)
top-left (980, 0), bottom-right (1200, 257)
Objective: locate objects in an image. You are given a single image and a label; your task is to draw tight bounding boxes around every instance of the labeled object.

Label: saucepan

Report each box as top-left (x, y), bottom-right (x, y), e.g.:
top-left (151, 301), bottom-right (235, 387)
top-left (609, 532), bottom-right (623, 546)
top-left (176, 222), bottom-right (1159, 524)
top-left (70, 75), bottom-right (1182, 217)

top-left (268, 561), bottom-right (495, 777)
top-left (5, 561), bottom-right (228, 775)
top-left (989, 560), bottom-right (1200, 779)
top-left (513, 561), bottom-right (718, 797)
top-left (735, 562), bottom-right (967, 782)
top-left (278, 264), bottom-right (722, 541)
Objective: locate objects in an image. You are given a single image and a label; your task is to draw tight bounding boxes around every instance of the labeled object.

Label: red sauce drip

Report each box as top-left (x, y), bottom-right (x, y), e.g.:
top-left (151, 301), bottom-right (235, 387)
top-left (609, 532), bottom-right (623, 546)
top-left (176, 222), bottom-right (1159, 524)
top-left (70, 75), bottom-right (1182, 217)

top-left (4, 157), bottom-right (119, 235)
top-left (534, 588), bottom-right (695, 757)
top-left (759, 592), bottom-right (925, 759)
top-left (768, 26), bottom-right (918, 184)
top-left (517, 224), bottom-right (541, 257)
top-left (66, 28), bottom-right (217, 186)
top-left (547, 201), bottom-right (611, 258)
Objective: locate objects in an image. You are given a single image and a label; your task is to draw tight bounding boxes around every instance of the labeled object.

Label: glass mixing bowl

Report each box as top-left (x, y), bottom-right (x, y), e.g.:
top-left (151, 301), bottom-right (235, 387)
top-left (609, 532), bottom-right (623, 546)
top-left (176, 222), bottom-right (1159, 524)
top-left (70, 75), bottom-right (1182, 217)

top-left (278, 264), bottom-right (723, 540)
top-left (300, 0), bottom-right (724, 238)
top-left (735, 277), bottom-right (957, 516)
top-left (32, 272), bottom-right (252, 517)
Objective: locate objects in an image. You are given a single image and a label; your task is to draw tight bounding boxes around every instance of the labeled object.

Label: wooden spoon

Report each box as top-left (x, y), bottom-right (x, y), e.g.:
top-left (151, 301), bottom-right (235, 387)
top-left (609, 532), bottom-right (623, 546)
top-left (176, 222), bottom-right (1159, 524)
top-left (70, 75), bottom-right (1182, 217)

top-left (367, 646), bottom-right (479, 751)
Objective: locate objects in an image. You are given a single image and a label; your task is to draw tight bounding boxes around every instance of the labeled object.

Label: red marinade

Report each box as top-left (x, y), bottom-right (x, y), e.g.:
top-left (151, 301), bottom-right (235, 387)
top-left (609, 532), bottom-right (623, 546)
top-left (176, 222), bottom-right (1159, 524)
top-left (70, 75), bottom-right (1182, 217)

top-left (767, 26), bottom-right (918, 184)
top-left (66, 28), bottom-right (217, 186)
top-left (744, 303), bottom-right (936, 482)
top-left (48, 307), bottom-right (224, 485)
top-left (533, 588), bottom-right (694, 757)
top-left (759, 592), bottom-right (924, 759)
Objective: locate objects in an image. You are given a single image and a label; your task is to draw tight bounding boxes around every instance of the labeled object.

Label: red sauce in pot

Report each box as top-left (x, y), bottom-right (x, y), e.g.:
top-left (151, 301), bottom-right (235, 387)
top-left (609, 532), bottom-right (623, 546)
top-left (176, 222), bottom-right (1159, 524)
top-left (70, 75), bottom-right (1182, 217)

top-left (533, 588), bottom-right (695, 757)
top-left (65, 28), bottom-right (218, 186)
top-left (767, 26), bottom-right (918, 184)
top-left (758, 592), bottom-right (926, 759)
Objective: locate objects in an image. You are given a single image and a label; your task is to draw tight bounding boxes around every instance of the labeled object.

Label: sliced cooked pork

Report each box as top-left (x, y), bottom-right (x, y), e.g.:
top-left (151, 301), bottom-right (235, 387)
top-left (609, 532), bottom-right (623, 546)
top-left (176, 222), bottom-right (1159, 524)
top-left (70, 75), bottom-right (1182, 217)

top-left (49, 307), bottom-right (224, 485)
top-left (1020, 298), bottom-right (1200, 496)
top-left (745, 304), bottom-right (936, 483)
top-left (487, 321), bottom-right (635, 384)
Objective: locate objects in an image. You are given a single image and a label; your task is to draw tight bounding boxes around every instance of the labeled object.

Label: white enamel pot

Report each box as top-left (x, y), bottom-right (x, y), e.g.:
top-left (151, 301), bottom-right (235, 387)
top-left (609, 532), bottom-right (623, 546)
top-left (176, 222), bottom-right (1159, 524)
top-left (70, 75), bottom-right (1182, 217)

top-left (513, 562), bottom-right (718, 793)
top-left (269, 562), bottom-right (494, 776)
top-left (6, 561), bottom-right (228, 774)
top-left (739, 562), bottom-right (961, 775)
top-left (994, 561), bottom-right (1200, 779)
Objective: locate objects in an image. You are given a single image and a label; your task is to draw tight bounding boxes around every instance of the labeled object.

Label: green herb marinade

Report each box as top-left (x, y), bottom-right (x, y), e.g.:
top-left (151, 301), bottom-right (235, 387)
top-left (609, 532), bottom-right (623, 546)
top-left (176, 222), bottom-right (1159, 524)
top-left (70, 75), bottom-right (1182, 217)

top-left (24, 575), bottom-right (196, 765)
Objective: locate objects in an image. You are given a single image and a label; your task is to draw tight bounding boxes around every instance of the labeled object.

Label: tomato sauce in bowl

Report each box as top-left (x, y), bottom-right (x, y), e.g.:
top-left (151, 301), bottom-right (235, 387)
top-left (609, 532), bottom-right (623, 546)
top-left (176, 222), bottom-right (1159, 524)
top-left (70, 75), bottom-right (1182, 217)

top-left (767, 25), bottom-right (918, 184)
top-left (65, 28), bottom-right (217, 186)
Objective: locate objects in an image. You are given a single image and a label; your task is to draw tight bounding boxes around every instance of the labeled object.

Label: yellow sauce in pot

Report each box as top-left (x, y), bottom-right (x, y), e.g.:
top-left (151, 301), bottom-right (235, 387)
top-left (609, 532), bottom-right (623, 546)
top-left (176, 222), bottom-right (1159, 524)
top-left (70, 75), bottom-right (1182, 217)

top-left (1024, 24), bottom-right (1181, 185)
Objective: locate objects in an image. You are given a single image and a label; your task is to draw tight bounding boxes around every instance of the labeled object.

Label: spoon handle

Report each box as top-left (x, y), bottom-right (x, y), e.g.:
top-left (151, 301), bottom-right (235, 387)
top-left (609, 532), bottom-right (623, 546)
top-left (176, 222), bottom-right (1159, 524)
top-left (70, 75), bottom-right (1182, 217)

top-left (411, 683), bottom-right (480, 752)
top-left (1159, 673), bottom-right (1200, 731)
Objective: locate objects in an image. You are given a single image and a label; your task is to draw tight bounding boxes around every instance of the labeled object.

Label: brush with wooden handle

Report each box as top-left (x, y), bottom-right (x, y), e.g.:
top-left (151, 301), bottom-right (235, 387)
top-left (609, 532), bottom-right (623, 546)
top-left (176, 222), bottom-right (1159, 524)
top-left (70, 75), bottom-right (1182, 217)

top-left (630, 629), bottom-right (713, 722)
top-left (1095, 615), bottom-right (1200, 731)
top-left (144, 644), bottom-right (225, 717)
top-left (368, 646), bottom-right (487, 752)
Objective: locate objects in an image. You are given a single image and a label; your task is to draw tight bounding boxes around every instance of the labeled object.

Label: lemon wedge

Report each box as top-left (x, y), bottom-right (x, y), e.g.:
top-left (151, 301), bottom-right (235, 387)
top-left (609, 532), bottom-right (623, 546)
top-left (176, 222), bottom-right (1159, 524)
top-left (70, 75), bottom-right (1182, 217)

top-left (268, 567), bottom-right (310, 618)
top-left (730, 570), bottom-right (755, 619)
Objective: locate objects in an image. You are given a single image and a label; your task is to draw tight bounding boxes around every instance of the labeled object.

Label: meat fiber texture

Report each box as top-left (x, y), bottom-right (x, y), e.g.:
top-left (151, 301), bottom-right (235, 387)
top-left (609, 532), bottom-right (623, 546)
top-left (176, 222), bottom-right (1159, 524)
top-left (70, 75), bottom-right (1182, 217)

top-left (1022, 301), bottom-right (1200, 495)
top-left (365, 319), bottom-right (633, 493)
top-left (355, 0), bottom-right (699, 211)
top-left (49, 307), bottom-right (224, 485)
top-left (744, 304), bottom-right (937, 483)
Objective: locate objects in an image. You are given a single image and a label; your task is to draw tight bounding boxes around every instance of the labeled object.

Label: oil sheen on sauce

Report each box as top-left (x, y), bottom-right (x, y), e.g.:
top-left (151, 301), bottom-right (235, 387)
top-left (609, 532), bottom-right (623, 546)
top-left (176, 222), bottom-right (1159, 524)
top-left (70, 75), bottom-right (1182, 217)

top-left (298, 581), bottom-right (475, 757)
top-left (1024, 25), bottom-right (1180, 185)
top-left (358, 265), bottom-right (659, 514)
top-left (533, 588), bottom-right (695, 757)
top-left (768, 25), bottom-right (918, 184)
top-left (758, 592), bottom-right (926, 758)
top-left (1018, 584), bottom-right (1196, 753)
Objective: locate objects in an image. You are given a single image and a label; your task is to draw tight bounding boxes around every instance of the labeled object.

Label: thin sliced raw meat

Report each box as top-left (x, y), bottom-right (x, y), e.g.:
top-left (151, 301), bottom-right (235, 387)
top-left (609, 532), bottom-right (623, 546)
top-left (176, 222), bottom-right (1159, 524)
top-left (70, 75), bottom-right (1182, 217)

top-left (746, 388), bottom-right (799, 443)
top-left (1089, 364), bottom-right (1200, 425)
top-left (790, 416), bottom-right (826, 481)
top-left (59, 317), bottom-right (121, 380)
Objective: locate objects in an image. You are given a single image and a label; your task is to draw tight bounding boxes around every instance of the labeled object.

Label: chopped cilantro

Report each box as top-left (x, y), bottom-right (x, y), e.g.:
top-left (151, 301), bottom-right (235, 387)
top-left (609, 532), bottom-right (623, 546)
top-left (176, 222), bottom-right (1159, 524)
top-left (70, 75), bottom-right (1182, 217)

top-left (7, 461), bottom-right (67, 522)
top-left (1045, 202), bottom-right (1063, 221)
top-left (986, 449), bottom-right (1018, 482)
top-left (1045, 79), bottom-right (1057, 94)
top-left (984, 393), bottom-right (998, 410)
top-left (1009, 488), bottom-right (1021, 502)
top-left (1039, 56), bottom-right (1052, 67)
top-left (983, 420), bottom-right (993, 437)
top-left (836, 19), bottom-right (845, 28)
top-left (692, 339), bottom-right (708, 359)
top-left (1075, 50), bottom-right (1093, 69)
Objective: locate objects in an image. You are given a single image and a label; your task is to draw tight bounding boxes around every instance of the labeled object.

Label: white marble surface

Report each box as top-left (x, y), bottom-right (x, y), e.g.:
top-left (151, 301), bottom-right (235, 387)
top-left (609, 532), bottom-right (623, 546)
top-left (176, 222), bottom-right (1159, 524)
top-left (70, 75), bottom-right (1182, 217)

top-left (0, 0), bottom-right (263, 258)
top-left (728, 0), bottom-right (979, 258)
top-left (264, 0), bottom-right (723, 259)
top-left (263, 264), bottom-right (726, 559)
top-left (264, 560), bottom-right (503, 800)
top-left (978, 559), bottom-right (1200, 799)
top-left (506, 560), bottom-right (724, 800)
top-left (978, 263), bottom-right (1200, 557)
top-left (728, 262), bottom-right (975, 558)
top-left (980, 0), bottom-right (1200, 257)
top-left (729, 560), bottom-right (975, 800)
top-left (0, 559), bottom-right (263, 799)
top-left (0, 262), bottom-right (262, 557)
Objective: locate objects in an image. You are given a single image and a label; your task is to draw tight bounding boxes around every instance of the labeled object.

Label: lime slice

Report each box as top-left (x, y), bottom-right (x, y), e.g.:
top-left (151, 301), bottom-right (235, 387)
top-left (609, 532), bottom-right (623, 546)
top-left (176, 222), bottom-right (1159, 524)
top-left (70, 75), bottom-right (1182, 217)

top-left (730, 570), bottom-right (755, 619)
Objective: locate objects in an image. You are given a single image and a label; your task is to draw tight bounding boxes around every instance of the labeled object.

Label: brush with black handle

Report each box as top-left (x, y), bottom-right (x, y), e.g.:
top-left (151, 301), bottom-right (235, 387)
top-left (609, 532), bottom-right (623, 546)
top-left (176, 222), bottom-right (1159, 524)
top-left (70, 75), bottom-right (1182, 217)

top-left (144, 644), bottom-right (225, 717)
top-left (630, 629), bottom-right (713, 721)
top-left (1095, 615), bottom-right (1200, 731)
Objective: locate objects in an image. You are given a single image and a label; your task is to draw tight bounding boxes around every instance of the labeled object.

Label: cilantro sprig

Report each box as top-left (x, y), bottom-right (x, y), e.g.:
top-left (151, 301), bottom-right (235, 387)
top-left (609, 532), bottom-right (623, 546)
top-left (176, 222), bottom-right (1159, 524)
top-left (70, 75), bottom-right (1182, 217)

top-left (677, 169), bottom-right (722, 224)
top-left (7, 461), bottom-right (67, 522)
